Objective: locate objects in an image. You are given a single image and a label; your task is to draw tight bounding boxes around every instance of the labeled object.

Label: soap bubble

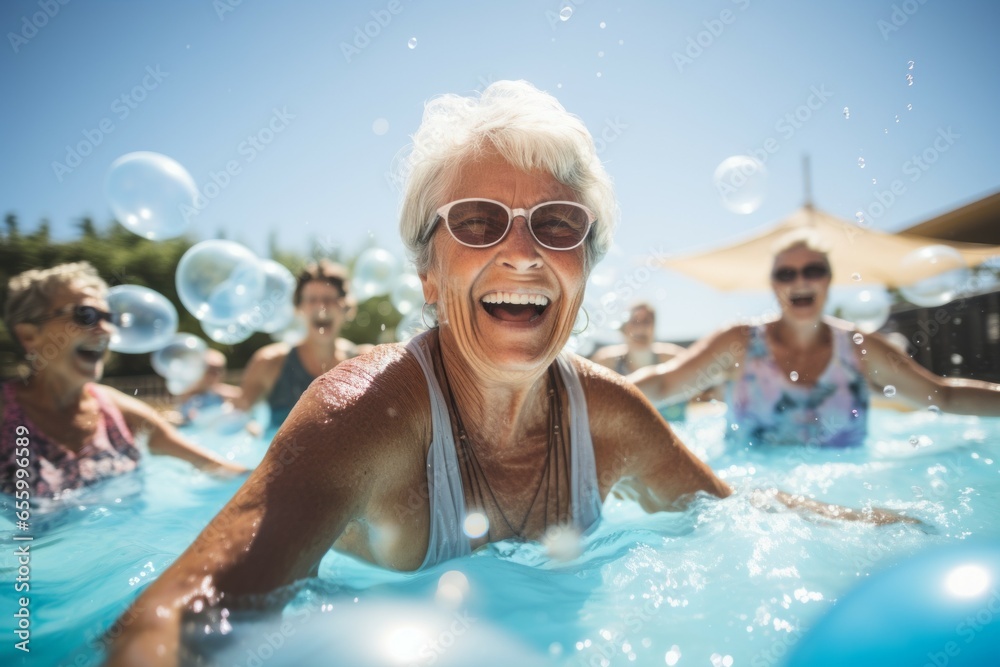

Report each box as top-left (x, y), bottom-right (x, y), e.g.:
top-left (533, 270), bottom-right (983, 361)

top-left (883, 385), bottom-right (897, 398)
top-left (559, 5), bottom-right (573, 20)
top-left (898, 245), bottom-right (969, 307)
top-left (853, 333), bottom-right (864, 345)
top-left (390, 273), bottom-right (424, 316)
top-left (839, 287), bottom-right (891, 333)
top-left (176, 240), bottom-right (265, 322)
top-left (352, 248), bottom-right (400, 300)
top-left (713, 155), bottom-right (767, 214)
top-left (151, 334), bottom-right (207, 393)
top-left (201, 317), bottom-right (254, 345)
top-left (246, 260), bottom-right (296, 334)
top-left (106, 285), bottom-right (178, 354)
top-left (105, 152), bottom-right (198, 240)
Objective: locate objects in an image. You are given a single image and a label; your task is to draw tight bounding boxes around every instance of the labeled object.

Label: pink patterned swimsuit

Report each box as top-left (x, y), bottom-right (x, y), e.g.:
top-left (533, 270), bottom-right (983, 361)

top-left (725, 324), bottom-right (869, 448)
top-left (1, 382), bottom-right (141, 497)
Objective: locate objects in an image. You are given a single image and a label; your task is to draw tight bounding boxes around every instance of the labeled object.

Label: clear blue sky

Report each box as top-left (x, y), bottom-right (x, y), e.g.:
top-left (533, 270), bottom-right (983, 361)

top-left (2, 0), bottom-right (998, 341)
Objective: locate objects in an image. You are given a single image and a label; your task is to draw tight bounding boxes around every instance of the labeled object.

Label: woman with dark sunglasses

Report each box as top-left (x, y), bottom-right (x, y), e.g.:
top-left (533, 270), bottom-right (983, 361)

top-left (1, 262), bottom-right (247, 498)
top-left (108, 82), bottom-right (918, 665)
top-left (629, 230), bottom-right (1000, 448)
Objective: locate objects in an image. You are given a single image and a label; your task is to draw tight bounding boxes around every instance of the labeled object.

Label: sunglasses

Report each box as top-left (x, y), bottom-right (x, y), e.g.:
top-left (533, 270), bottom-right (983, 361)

top-left (431, 198), bottom-right (595, 250)
top-left (33, 305), bottom-right (120, 328)
top-left (771, 262), bottom-right (831, 283)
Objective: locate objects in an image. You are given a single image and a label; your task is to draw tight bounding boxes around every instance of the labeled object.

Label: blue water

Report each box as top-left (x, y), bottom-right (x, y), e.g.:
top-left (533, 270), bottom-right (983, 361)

top-left (2, 407), bottom-right (999, 666)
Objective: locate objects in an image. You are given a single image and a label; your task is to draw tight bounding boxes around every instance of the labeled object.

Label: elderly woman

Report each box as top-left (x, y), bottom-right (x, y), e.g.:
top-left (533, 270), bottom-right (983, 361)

top-left (1, 262), bottom-right (246, 498)
top-left (630, 231), bottom-right (1000, 447)
top-left (108, 82), bottom-right (912, 664)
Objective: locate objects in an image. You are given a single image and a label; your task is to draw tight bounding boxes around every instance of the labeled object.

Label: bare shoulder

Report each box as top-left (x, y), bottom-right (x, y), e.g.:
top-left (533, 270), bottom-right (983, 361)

top-left (571, 355), bottom-right (649, 425)
top-left (652, 341), bottom-right (686, 358)
top-left (589, 343), bottom-right (628, 365)
top-left (289, 342), bottom-right (431, 455)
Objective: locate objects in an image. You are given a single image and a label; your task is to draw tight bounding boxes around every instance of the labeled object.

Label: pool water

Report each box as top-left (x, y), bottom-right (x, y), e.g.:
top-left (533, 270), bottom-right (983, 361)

top-left (2, 407), bottom-right (999, 666)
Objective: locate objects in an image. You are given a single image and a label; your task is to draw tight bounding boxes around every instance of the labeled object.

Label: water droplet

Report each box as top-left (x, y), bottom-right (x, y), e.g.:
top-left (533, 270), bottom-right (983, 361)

top-left (852, 273), bottom-right (862, 282)
top-left (843, 107), bottom-right (850, 119)
top-left (559, 5), bottom-right (573, 20)
top-left (596, 71), bottom-right (602, 78)
top-left (905, 73), bottom-right (913, 86)
top-left (556, 83), bottom-right (562, 88)
top-left (908, 60), bottom-right (915, 70)
top-left (618, 39), bottom-right (624, 45)
top-left (599, 21), bottom-right (606, 28)
top-left (928, 405), bottom-right (941, 415)
top-left (371, 118), bottom-right (389, 135)
top-left (861, 349), bottom-right (867, 355)
top-left (853, 332), bottom-right (864, 344)
top-left (407, 37), bottom-right (417, 49)
top-left (951, 353), bottom-right (963, 365)
top-left (597, 50), bottom-right (604, 57)
top-left (884, 128), bottom-right (889, 134)
top-left (883, 385), bottom-right (897, 398)
top-left (855, 211), bottom-right (865, 224)
top-left (909, 435), bottom-right (920, 447)
top-left (895, 114), bottom-right (900, 123)
top-left (730, 423), bottom-right (739, 431)
top-left (858, 157), bottom-right (866, 168)
top-left (789, 371), bottom-right (799, 382)
top-left (907, 103), bottom-right (913, 111)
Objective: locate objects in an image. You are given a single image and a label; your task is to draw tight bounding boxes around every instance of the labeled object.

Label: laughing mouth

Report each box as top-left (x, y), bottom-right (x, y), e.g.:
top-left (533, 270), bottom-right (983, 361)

top-left (76, 342), bottom-right (108, 364)
top-left (790, 294), bottom-right (816, 307)
top-left (481, 291), bottom-right (550, 323)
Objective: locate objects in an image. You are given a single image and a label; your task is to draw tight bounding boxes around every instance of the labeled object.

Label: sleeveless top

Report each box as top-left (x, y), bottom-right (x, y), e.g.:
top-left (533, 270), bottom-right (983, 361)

top-left (0, 382), bottom-right (141, 497)
top-left (407, 333), bottom-right (603, 569)
top-left (267, 347), bottom-right (316, 428)
top-left (725, 324), bottom-right (869, 448)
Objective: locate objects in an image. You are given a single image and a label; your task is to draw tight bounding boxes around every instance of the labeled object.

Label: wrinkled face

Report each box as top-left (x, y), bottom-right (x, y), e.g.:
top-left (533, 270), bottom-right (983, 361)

top-left (297, 280), bottom-right (348, 338)
top-left (421, 153), bottom-right (588, 375)
top-left (622, 306), bottom-right (655, 347)
top-left (770, 245), bottom-right (832, 323)
top-left (19, 283), bottom-right (114, 383)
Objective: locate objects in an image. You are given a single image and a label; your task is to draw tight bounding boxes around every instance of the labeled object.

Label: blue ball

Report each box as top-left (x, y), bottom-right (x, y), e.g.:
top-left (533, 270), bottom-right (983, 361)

top-left (787, 542), bottom-right (1000, 667)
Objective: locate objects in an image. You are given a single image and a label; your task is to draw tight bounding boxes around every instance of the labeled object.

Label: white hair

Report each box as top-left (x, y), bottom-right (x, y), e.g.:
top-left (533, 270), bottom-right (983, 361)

top-left (398, 80), bottom-right (618, 274)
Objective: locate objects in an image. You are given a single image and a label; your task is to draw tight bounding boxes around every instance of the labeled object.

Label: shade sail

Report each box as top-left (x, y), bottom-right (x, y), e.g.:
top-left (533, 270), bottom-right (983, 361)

top-left (658, 205), bottom-right (1000, 291)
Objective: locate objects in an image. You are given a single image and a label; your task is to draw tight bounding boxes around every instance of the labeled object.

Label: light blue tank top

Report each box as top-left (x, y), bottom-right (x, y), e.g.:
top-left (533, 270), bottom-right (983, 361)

top-left (406, 332), bottom-right (602, 569)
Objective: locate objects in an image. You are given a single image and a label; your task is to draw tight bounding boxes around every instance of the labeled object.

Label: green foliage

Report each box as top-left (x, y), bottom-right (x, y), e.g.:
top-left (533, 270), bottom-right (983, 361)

top-left (1, 214), bottom-right (405, 378)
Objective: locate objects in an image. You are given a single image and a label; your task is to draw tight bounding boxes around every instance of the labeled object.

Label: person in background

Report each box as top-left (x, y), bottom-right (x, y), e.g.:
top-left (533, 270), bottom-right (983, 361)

top-left (0, 262), bottom-right (246, 498)
top-left (174, 349), bottom-right (241, 425)
top-left (235, 260), bottom-right (370, 429)
top-left (629, 230), bottom-right (1000, 447)
top-left (590, 302), bottom-right (688, 420)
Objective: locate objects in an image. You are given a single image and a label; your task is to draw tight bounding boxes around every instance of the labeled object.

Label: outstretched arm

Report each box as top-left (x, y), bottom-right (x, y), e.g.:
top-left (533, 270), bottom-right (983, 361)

top-left (106, 360), bottom-right (396, 665)
top-left (110, 388), bottom-right (247, 474)
top-left (861, 333), bottom-right (1000, 416)
top-left (627, 326), bottom-right (747, 405)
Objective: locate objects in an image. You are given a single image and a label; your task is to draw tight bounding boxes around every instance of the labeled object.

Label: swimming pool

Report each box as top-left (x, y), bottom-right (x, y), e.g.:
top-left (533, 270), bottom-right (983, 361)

top-left (2, 406), bottom-right (998, 666)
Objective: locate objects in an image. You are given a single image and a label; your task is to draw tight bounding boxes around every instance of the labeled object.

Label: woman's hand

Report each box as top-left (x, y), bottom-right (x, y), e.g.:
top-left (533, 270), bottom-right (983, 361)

top-left (753, 488), bottom-right (923, 526)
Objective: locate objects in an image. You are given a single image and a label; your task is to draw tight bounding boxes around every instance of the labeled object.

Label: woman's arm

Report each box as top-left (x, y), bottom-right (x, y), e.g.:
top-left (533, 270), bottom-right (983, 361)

top-left (106, 354), bottom-right (413, 665)
top-left (110, 388), bottom-right (248, 474)
top-left (860, 333), bottom-right (1000, 416)
top-left (584, 360), bottom-right (916, 525)
top-left (627, 325), bottom-right (748, 405)
top-left (232, 344), bottom-right (286, 412)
